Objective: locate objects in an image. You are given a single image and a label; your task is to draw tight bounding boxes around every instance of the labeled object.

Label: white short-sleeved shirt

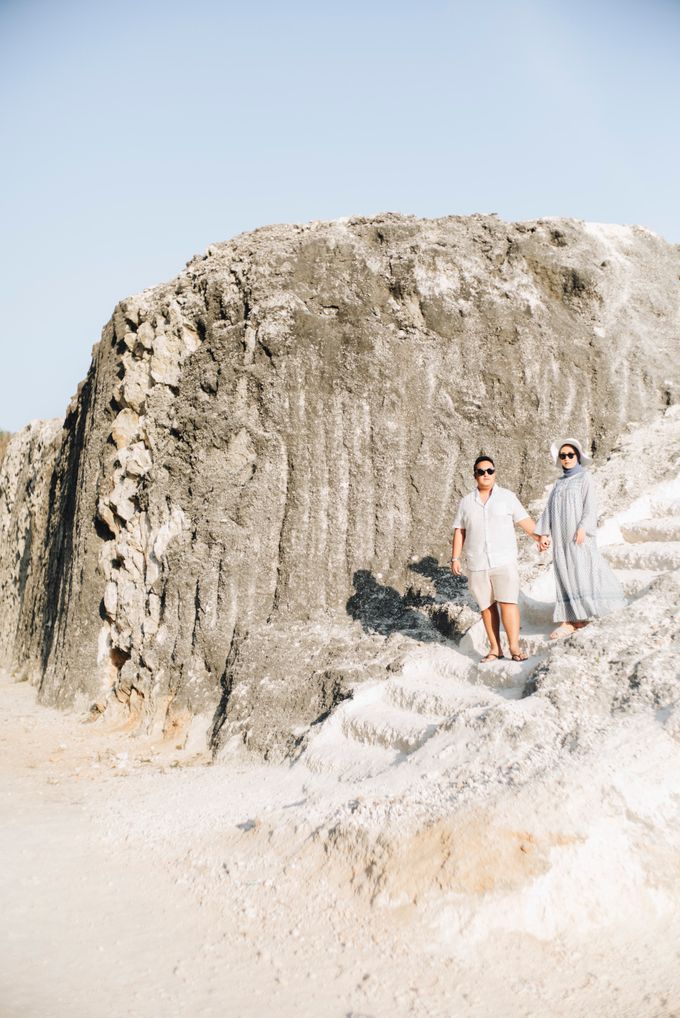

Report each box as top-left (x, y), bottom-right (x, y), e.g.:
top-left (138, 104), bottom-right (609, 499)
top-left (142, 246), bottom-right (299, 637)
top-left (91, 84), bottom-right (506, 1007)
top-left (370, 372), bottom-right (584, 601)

top-left (452, 484), bottom-right (529, 571)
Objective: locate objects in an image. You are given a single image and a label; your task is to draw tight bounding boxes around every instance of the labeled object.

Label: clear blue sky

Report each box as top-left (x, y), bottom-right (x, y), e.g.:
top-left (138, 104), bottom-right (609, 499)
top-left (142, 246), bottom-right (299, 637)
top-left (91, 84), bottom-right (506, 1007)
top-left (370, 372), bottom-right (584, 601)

top-left (1, 0), bottom-right (679, 432)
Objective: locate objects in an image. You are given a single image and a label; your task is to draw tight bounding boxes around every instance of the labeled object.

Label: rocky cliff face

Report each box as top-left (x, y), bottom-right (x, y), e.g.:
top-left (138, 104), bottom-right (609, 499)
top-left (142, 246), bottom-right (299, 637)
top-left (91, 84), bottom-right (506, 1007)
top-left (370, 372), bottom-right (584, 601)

top-left (0, 420), bottom-right (62, 685)
top-left (1, 213), bottom-right (679, 752)
top-left (0, 431), bottom-right (11, 467)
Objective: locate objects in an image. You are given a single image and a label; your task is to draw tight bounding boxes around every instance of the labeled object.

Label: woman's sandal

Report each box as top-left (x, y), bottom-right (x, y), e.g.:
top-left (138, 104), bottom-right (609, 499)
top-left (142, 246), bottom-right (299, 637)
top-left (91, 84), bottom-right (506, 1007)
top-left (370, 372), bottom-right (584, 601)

top-left (480, 651), bottom-right (504, 664)
top-left (549, 623), bottom-right (576, 640)
top-left (509, 649), bottom-right (528, 662)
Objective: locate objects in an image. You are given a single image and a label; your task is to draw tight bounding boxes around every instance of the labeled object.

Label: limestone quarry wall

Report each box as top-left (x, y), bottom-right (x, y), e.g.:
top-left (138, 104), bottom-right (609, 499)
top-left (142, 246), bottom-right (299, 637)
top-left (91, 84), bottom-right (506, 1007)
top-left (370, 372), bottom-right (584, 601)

top-left (1, 213), bottom-right (679, 744)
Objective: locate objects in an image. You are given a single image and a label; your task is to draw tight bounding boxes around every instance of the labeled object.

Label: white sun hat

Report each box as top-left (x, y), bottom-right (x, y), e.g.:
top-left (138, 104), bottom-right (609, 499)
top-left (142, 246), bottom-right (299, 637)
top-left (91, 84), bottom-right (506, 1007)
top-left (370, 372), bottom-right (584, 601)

top-left (550, 436), bottom-right (593, 466)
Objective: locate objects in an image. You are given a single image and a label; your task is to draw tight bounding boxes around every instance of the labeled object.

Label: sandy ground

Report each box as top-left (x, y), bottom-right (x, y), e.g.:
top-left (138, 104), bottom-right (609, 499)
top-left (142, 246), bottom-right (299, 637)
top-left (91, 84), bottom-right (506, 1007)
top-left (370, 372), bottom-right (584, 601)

top-left (3, 669), bottom-right (680, 1018)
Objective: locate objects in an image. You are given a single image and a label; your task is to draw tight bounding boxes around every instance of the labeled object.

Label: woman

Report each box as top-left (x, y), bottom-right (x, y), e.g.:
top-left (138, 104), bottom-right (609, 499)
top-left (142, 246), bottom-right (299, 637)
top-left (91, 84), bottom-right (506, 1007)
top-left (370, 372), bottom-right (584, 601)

top-left (535, 437), bottom-right (626, 639)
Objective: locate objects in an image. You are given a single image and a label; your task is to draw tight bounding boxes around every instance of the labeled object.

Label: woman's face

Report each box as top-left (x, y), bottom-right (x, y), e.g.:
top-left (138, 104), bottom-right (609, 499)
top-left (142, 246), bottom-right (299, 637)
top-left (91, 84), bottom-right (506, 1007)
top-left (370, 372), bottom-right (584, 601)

top-left (559, 444), bottom-right (578, 466)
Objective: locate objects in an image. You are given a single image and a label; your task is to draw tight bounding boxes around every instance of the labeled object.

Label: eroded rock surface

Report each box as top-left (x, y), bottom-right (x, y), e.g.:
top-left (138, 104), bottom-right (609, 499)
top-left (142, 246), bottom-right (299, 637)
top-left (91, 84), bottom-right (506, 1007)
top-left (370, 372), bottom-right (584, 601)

top-left (1, 213), bottom-right (679, 751)
top-left (0, 420), bottom-right (62, 684)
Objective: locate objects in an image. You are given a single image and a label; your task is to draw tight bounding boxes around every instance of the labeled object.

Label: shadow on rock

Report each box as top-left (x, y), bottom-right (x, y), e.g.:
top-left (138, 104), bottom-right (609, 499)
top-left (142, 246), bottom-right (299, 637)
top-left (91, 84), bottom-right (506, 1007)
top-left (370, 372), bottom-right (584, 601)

top-left (347, 567), bottom-right (450, 644)
top-left (346, 560), bottom-right (477, 646)
top-left (407, 554), bottom-right (469, 603)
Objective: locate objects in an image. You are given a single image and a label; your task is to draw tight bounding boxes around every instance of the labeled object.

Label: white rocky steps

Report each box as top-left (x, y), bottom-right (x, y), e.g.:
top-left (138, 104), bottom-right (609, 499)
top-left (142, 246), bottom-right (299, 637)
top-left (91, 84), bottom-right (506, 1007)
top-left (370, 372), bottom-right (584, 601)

top-left (341, 699), bottom-right (440, 754)
top-left (302, 727), bottom-right (400, 780)
top-left (649, 499), bottom-right (680, 518)
top-left (387, 675), bottom-right (477, 716)
top-left (602, 541), bottom-right (680, 571)
top-left (620, 516), bottom-right (680, 543)
top-left (472, 655), bottom-right (541, 689)
top-left (596, 495), bottom-right (680, 598)
top-left (298, 486), bottom-right (680, 784)
top-left (614, 568), bottom-right (658, 597)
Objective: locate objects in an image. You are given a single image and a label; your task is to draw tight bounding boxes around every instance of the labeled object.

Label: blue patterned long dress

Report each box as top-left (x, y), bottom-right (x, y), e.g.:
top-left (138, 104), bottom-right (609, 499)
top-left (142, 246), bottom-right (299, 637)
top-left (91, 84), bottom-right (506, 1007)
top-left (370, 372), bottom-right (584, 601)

top-left (536, 470), bottom-right (627, 622)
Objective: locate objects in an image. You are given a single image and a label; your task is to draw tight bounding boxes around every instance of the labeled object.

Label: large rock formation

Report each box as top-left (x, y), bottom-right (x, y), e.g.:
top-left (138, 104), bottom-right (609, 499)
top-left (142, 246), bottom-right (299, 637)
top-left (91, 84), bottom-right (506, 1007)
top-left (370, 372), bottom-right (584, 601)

top-left (1, 213), bottom-right (679, 753)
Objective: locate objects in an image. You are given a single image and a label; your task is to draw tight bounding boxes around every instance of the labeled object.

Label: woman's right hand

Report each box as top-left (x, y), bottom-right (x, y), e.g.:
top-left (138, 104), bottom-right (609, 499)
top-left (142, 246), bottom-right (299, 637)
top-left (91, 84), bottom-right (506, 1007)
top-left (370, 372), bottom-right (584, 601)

top-left (451, 560), bottom-right (462, 576)
top-left (538, 536), bottom-right (550, 552)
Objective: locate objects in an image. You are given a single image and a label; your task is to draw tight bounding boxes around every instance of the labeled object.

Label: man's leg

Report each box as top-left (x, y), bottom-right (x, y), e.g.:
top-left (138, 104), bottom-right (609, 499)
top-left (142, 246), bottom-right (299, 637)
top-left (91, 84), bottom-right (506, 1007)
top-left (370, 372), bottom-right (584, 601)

top-left (480, 602), bottom-right (502, 656)
top-left (499, 601), bottom-right (522, 657)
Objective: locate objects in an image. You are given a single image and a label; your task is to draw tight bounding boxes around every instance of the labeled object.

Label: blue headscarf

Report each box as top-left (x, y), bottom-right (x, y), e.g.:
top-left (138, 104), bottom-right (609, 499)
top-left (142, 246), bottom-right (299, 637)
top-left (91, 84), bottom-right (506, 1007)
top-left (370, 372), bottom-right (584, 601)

top-left (562, 461), bottom-right (585, 478)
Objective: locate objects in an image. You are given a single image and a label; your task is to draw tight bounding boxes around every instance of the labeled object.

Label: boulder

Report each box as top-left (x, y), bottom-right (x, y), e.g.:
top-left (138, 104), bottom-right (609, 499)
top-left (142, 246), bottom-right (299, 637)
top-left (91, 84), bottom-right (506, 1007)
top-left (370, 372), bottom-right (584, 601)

top-left (1, 212), bottom-right (679, 749)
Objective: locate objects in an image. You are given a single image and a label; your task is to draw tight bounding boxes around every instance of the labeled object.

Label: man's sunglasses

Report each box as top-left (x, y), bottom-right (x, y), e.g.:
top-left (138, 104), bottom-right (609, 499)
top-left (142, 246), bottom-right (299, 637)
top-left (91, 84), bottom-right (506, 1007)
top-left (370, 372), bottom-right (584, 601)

top-left (559, 451), bottom-right (577, 460)
top-left (475, 467), bottom-right (495, 477)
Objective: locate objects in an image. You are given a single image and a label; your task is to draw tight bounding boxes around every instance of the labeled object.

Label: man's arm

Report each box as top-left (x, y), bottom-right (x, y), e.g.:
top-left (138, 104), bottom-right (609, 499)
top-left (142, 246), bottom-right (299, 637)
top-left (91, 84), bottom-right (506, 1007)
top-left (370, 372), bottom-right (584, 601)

top-left (512, 491), bottom-right (549, 550)
top-left (451, 527), bottom-right (465, 575)
top-left (517, 515), bottom-right (550, 551)
top-left (516, 517), bottom-right (541, 542)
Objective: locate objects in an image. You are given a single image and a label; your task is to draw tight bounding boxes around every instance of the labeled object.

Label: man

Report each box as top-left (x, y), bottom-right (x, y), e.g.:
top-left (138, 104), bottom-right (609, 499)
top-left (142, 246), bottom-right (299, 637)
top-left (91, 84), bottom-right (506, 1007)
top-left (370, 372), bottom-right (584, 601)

top-left (451, 455), bottom-right (540, 663)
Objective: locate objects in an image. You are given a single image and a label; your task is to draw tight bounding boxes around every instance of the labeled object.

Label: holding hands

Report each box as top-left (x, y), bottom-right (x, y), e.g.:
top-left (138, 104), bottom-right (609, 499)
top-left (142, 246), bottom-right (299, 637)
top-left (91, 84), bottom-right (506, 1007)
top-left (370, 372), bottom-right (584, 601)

top-left (537, 529), bottom-right (584, 552)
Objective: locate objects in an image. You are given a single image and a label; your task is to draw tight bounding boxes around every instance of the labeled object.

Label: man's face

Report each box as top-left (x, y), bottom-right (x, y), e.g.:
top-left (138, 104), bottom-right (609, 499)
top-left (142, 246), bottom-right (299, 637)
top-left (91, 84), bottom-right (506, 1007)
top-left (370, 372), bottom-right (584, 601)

top-left (474, 460), bottom-right (496, 490)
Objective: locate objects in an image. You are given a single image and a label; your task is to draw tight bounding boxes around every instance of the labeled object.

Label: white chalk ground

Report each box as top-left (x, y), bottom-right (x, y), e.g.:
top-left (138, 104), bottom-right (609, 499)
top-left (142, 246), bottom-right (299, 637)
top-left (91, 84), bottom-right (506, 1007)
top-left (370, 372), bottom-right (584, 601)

top-left (2, 670), bottom-right (680, 1018)
top-left (4, 408), bottom-right (680, 1018)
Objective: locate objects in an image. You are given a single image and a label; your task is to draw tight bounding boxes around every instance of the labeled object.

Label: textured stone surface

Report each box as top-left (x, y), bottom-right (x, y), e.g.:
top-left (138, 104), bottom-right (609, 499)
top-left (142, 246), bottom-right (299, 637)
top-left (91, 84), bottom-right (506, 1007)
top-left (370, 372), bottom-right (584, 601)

top-left (1, 213), bottom-right (679, 751)
top-left (0, 420), bottom-right (62, 685)
top-left (0, 431), bottom-right (11, 468)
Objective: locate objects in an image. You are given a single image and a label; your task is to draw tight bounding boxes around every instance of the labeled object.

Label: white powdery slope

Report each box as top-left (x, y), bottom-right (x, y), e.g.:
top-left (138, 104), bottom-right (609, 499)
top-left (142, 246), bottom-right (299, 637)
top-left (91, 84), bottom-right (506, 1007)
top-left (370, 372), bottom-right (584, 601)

top-left (5, 663), bottom-right (678, 1018)
top-left (288, 406), bottom-right (680, 946)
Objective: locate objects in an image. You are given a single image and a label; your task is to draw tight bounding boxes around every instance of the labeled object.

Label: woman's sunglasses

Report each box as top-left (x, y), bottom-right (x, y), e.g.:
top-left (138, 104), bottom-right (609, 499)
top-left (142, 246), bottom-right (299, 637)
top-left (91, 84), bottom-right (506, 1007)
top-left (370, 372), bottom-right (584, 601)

top-left (559, 451), bottom-right (577, 460)
top-left (475, 467), bottom-right (495, 476)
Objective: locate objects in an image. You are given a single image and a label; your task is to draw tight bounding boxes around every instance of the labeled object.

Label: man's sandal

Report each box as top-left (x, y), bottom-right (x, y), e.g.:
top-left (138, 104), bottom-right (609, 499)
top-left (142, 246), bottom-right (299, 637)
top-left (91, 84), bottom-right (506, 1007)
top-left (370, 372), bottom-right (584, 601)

top-left (480, 652), bottom-right (504, 663)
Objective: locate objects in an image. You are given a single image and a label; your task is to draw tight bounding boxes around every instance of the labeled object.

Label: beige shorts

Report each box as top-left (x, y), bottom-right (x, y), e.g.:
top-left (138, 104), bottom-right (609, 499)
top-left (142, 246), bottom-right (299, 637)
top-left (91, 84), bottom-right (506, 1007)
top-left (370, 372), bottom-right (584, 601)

top-left (468, 562), bottom-right (520, 611)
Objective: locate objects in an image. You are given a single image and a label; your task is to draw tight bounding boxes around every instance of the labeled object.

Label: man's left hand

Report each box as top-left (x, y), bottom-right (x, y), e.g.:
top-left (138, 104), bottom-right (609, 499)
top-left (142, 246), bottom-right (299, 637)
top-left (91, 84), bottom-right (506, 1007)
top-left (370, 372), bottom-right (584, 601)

top-left (574, 528), bottom-right (586, 545)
